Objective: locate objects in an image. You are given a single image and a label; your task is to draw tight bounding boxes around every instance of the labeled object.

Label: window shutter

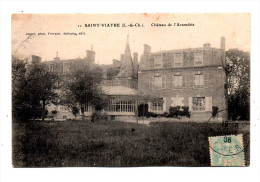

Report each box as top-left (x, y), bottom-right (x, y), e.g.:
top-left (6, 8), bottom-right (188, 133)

top-left (205, 97), bottom-right (212, 111)
top-left (170, 97), bottom-right (174, 107)
top-left (162, 75), bottom-right (166, 89)
top-left (182, 75), bottom-right (186, 88)
top-left (167, 75), bottom-right (172, 89)
top-left (204, 73), bottom-right (209, 88)
top-left (189, 75), bottom-right (194, 88)
top-left (149, 76), bottom-right (154, 90)
top-left (189, 97), bottom-right (193, 111)
top-left (179, 75), bottom-right (183, 88)
top-left (148, 102), bottom-right (152, 112)
top-left (163, 98), bottom-right (167, 112)
top-left (180, 97), bottom-right (184, 106)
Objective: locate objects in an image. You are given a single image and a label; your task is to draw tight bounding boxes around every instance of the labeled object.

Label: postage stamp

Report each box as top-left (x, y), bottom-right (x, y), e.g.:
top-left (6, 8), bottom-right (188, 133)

top-left (208, 134), bottom-right (245, 166)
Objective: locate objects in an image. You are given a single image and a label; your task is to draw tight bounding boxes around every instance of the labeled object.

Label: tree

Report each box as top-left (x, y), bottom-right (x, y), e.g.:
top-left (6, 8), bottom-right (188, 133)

top-left (72, 106), bottom-right (79, 120)
top-left (12, 57), bottom-right (33, 121)
top-left (63, 66), bottom-right (105, 121)
top-left (26, 64), bottom-right (59, 121)
top-left (224, 49), bottom-right (250, 120)
top-left (12, 57), bottom-right (59, 122)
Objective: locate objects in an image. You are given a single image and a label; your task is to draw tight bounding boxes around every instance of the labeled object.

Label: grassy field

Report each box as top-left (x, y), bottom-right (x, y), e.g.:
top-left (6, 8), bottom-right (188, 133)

top-left (12, 120), bottom-right (250, 167)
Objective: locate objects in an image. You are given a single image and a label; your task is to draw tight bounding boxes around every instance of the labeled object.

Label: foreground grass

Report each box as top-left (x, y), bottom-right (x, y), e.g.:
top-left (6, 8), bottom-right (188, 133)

top-left (12, 120), bottom-right (250, 167)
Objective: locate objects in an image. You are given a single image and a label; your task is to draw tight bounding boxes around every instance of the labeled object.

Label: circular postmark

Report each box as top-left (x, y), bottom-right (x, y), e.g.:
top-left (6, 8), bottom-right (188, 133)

top-left (205, 109), bottom-right (250, 156)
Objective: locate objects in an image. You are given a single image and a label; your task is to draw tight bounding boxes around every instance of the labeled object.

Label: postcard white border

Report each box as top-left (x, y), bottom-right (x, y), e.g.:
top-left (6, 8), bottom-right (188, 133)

top-left (1, 1), bottom-right (259, 182)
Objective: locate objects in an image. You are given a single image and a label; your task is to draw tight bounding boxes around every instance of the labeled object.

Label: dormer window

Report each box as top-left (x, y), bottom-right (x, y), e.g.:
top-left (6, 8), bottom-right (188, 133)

top-left (194, 50), bottom-right (203, 66)
top-left (154, 54), bottom-right (162, 69)
top-left (174, 53), bottom-right (182, 67)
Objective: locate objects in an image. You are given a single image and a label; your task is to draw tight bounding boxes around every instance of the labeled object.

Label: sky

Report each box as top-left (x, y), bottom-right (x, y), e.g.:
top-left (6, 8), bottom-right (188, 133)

top-left (12, 13), bottom-right (250, 65)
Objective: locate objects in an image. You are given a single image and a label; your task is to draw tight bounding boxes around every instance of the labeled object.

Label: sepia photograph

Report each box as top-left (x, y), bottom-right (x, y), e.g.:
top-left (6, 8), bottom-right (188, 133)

top-left (11, 13), bottom-right (250, 167)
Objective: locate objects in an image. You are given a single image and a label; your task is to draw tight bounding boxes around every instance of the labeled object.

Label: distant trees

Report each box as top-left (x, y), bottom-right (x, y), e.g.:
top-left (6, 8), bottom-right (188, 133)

top-left (12, 57), bottom-right (59, 122)
top-left (225, 49), bottom-right (250, 120)
top-left (106, 66), bottom-right (120, 80)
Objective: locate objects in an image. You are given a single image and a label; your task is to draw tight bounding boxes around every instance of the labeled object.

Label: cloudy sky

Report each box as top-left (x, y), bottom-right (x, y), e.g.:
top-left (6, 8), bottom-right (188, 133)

top-left (12, 13), bottom-right (250, 64)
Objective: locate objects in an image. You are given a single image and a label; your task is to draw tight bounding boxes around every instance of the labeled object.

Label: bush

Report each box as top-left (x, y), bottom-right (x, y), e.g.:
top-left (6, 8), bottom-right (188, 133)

top-left (72, 106), bottom-right (79, 119)
top-left (146, 112), bottom-right (160, 118)
top-left (51, 110), bottom-right (58, 115)
top-left (169, 106), bottom-right (190, 118)
top-left (212, 106), bottom-right (219, 118)
top-left (91, 111), bottom-right (108, 123)
top-left (138, 104), bottom-right (148, 117)
top-left (146, 112), bottom-right (171, 118)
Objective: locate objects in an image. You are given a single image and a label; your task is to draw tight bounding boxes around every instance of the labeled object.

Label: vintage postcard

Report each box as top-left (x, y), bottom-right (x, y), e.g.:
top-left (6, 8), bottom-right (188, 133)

top-left (11, 13), bottom-right (250, 167)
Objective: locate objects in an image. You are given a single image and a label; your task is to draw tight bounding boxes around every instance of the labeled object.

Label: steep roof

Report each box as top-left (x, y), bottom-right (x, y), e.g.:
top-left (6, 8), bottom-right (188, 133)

top-left (116, 36), bottom-right (135, 78)
top-left (102, 85), bottom-right (138, 96)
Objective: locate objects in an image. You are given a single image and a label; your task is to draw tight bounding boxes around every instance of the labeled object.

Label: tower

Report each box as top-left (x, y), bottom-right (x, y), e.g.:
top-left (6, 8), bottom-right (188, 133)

top-left (54, 51), bottom-right (60, 61)
top-left (116, 34), bottom-right (135, 78)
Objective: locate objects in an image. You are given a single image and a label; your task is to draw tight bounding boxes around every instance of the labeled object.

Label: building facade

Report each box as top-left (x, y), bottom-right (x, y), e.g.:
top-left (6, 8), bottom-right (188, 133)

top-left (138, 37), bottom-right (227, 119)
top-left (28, 36), bottom-right (228, 120)
top-left (42, 46), bottom-right (96, 76)
top-left (39, 37), bottom-right (138, 120)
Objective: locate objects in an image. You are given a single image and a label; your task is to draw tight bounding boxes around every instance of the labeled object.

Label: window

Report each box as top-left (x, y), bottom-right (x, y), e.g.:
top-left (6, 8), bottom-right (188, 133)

top-left (151, 102), bottom-right (163, 111)
top-left (154, 76), bottom-right (162, 89)
top-left (63, 63), bottom-right (70, 74)
top-left (182, 75), bottom-right (190, 88)
top-left (107, 99), bottom-right (135, 112)
top-left (173, 75), bottom-right (182, 89)
top-left (192, 97), bottom-right (205, 111)
top-left (84, 103), bottom-right (91, 112)
top-left (194, 51), bottom-right (203, 66)
top-left (195, 74), bottom-right (204, 87)
top-left (50, 64), bottom-right (55, 72)
top-left (154, 54), bottom-right (162, 68)
top-left (174, 53), bottom-right (182, 67)
top-left (149, 75), bottom-right (166, 90)
top-left (60, 106), bottom-right (68, 111)
top-left (149, 98), bottom-right (166, 112)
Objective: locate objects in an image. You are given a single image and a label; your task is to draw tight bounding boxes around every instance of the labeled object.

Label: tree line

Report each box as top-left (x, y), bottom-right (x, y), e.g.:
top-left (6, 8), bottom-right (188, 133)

top-left (12, 57), bottom-right (104, 122)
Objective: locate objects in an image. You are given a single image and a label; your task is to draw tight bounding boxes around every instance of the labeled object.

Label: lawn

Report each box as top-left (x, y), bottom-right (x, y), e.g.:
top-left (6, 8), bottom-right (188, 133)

top-left (12, 120), bottom-right (250, 167)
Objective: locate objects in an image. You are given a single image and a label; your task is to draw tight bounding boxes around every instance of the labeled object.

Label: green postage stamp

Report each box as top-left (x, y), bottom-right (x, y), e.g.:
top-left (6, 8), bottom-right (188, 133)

top-left (208, 134), bottom-right (245, 166)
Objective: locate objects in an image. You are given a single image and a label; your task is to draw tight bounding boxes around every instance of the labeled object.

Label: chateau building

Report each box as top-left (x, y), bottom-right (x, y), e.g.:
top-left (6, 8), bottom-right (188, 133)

top-left (138, 37), bottom-right (227, 119)
top-left (40, 36), bottom-right (139, 120)
top-left (42, 45), bottom-right (96, 76)
top-left (29, 36), bottom-right (227, 120)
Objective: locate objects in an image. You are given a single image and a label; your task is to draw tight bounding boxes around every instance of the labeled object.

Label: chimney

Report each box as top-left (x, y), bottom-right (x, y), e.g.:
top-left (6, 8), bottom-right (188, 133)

top-left (133, 52), bottom-right (138, 76)
top-left (221, 36), bottom-right (226, 65)
top-left (203, 43), bottom-right (211, 48)
top-left (221, 36), bottom-right (226, 50)
top-left (143, 44), bottom-right (151, 55)
top-left (32, 55), bottom-right (42, 64)
top-left (102, 67), bottom-right (107, 80)
top-left (86, 46), bottom-right (95, 65)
